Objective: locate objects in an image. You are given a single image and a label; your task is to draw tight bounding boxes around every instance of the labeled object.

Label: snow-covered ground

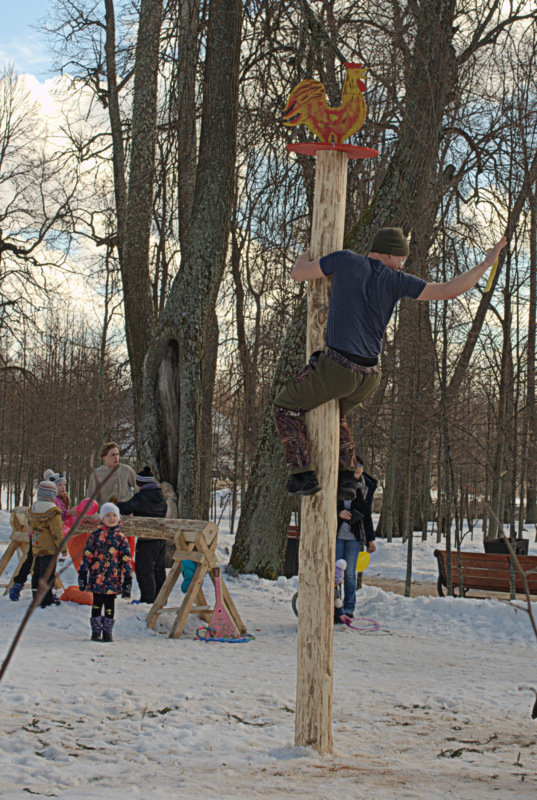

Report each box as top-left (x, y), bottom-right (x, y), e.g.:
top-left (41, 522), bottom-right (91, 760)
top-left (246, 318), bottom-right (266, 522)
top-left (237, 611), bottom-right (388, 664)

top-left (1, 504), bottom-right (536, 799)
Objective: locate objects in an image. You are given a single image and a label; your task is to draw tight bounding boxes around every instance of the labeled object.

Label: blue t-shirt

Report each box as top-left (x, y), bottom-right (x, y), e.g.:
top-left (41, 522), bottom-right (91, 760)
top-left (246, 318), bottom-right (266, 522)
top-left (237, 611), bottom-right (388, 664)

top-left (319, 250), bottom-right (426, 358)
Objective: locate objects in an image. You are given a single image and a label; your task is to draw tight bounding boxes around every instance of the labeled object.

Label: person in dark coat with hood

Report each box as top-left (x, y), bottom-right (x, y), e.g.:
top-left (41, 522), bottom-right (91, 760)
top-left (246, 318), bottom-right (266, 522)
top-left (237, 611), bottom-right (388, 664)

top-left (335, 458), bottom-right (377, 620)
top-left (117, 466), bottom-right (167, 603)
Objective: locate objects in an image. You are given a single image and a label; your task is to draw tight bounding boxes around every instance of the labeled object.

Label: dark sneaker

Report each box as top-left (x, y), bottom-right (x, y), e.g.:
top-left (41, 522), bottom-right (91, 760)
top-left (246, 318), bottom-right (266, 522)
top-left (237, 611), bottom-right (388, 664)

top-left (286, 471), bottom-right (321, 496)
top-left (41, 596), bottom-right (61, 608)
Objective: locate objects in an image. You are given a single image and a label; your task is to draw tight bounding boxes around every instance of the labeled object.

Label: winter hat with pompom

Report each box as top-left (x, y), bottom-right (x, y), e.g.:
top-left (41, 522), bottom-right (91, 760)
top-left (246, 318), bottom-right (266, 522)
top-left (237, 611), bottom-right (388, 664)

top-left (37, 481), bottom-right (58, 501)
top-left (136, 466), bottom-right (156, 485)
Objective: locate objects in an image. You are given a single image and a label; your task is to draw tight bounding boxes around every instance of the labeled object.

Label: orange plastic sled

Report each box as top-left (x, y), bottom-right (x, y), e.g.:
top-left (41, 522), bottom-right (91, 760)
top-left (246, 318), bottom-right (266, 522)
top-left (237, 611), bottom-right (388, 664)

top-left (67, 531), bottom-right (91, 571)
top-left (60, 585), bottom-right (93, 605)
top-left (67, 531), bottom-right (136, 571)
top-left (65, 498), bottom-right (135, 570)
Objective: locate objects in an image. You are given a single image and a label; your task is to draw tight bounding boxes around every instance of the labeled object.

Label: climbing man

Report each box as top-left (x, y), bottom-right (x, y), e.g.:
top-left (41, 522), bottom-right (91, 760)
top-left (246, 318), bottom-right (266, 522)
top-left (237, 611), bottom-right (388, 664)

top-left (274, 227), bottom-right (507, 499)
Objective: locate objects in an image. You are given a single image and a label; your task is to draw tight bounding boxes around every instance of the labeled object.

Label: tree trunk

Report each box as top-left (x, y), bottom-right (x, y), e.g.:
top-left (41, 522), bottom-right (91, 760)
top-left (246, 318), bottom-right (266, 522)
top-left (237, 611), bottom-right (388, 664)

top-left (104, 0), bottom-right (162, 436)
top-left (229, 302), bottom-right (306, 577)
top-left (525, 198), bottom-right (537, 521)
top-left (233, 0), bottom-right (458, 568)
top-left (103, 0), bottom-right (127, 261)
top-left (345, 0), bottom-right (457, 253)
top-left (139, 0), bottom-right (242, 518)
top-left (348, 0), bottom-right (457, 536)
top-left (122, 0), bottom-right (162, 431)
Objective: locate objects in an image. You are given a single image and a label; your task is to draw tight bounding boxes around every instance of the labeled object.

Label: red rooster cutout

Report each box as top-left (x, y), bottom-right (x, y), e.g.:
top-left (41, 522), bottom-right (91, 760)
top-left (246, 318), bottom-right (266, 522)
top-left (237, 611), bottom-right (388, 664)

top-left (283, 63), bottom-right (368, 145)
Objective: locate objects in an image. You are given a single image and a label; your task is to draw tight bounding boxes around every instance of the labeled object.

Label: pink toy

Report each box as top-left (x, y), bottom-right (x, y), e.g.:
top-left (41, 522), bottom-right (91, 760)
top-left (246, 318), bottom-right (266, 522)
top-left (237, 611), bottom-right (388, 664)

top-left (77, 498), bottom-right (99, 516)
top-left (65, 498), bottom-right (100, 570)
top-left (207, 568), bottom-right (240, 639)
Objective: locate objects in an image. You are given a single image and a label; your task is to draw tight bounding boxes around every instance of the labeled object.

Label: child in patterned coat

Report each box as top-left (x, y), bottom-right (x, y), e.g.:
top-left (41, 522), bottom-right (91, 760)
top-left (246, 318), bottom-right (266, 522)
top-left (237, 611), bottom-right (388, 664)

top-left (78, 503), bottom-right (133, 642)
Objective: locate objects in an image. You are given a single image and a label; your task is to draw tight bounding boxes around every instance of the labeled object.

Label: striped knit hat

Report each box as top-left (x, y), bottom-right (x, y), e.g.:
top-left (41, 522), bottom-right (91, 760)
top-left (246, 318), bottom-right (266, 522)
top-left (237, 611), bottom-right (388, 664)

top-left (136, 466), bottom-right (156, 486)
top-left (37, 481), bottom-right (58, 501)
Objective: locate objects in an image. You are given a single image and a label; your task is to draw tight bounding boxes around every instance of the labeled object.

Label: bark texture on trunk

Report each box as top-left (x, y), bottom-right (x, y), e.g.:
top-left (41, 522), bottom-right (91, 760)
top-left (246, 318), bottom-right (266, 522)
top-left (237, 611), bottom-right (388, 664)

top-left (140, 0), bottom-right (242, 518)
top-left (104, 0), bottom-right (163, 436)
top-left (229, 301), bottom-right (306, 577)
top-left (122, 0), bottom-right (163, 426)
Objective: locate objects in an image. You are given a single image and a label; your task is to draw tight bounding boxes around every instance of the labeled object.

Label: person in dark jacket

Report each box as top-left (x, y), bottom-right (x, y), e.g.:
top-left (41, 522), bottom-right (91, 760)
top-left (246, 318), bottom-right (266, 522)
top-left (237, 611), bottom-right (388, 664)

top-left (274, 232), bottom-right (507, 498)
top-left (335, 458), bottom-right (377, 620)
top-left (117, 466), bottom-right (167, 604)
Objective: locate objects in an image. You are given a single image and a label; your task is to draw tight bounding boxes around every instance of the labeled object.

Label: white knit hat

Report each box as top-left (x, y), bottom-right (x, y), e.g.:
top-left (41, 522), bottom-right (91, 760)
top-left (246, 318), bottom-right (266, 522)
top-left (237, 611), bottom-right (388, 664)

top-left (99, 502), bottom-right (120, 520)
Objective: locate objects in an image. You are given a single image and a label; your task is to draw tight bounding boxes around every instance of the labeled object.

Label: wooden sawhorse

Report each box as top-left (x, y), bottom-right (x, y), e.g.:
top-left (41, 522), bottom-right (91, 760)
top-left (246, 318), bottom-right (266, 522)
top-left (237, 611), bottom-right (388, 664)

top-left (0, 508), bottom-right (31, 594)
top-left (121, 518), bottom-right (245, 639)
top-left (0, 507), bottom-right (64, 594)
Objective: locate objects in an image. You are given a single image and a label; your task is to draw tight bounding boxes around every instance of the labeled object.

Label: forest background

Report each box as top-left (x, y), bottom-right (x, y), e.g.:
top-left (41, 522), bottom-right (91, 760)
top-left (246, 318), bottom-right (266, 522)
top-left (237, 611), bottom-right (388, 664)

top-left (2, 0), bottom-right (537, 580)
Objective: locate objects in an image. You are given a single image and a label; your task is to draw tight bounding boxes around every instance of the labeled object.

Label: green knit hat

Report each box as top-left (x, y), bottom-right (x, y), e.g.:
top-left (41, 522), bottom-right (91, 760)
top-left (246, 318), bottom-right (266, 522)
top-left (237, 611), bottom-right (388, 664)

top-left (370, 227), bottom-right (410, 256)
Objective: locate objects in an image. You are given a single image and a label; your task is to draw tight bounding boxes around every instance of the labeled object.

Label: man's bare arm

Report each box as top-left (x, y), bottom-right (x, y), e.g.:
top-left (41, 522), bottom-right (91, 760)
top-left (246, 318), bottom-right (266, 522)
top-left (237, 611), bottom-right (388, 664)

top-left (290, 251), bottom-right (324, 282)
top-left (417, 237), bottom-right (507, 301)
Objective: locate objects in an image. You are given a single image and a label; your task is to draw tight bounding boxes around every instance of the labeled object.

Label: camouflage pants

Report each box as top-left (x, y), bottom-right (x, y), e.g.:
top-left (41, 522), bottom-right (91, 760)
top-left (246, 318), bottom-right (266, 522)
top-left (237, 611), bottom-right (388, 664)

top-left (273, 348), bottom-right (381, 474)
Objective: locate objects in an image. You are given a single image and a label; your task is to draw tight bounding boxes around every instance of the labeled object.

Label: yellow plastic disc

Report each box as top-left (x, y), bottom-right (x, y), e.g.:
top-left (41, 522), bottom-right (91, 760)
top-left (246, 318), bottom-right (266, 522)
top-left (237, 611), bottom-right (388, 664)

top-left (356, 551), bottom-right (370, 573)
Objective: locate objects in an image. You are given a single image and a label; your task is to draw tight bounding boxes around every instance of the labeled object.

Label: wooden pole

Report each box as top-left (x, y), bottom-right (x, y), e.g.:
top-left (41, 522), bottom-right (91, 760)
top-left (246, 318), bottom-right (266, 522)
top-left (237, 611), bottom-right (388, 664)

top-left (295, 149), bottom-right (349, 753)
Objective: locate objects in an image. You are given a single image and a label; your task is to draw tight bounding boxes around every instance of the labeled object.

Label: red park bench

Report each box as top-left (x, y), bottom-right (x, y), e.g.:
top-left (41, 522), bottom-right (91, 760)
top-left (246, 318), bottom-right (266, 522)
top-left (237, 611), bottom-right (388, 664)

top-left (433, 549), bottom-right (537, 598)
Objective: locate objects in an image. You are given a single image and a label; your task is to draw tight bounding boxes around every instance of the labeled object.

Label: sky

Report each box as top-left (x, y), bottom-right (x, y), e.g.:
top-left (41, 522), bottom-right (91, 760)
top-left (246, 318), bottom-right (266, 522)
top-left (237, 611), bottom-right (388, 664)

top-left (1, 0), bottom-right (56, 77)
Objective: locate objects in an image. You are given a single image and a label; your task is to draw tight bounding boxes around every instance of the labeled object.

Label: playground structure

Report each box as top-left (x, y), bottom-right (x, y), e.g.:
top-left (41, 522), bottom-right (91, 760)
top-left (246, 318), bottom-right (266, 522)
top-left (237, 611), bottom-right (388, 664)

top-left (284, 65), bottom-right (378, 753)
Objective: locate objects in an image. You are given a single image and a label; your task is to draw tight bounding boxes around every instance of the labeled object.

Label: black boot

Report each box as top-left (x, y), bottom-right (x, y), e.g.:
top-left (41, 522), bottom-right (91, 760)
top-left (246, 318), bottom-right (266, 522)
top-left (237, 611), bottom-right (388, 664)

top-left (102, 617), bottom-right (115, 642)
top-left (286, 471), bottom-right (321, 496)
top-left (90, 616), bottom-right (103, 641)
top-left (337, 470), bottom-right (358, 500)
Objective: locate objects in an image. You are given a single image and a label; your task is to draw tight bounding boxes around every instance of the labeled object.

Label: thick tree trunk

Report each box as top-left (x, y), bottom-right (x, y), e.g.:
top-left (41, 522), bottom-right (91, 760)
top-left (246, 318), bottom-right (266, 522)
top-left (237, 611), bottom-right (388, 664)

top-left (122, 0), bottom-right (162, 431)
top-left (104, 0), bottom-right (162, 437)
top-left (175, 0), bottom-right (200, 246)
top-left (229, 302), bottom-right (306, 577)
top-left (232, 0), bottom-right (458, 568)
top-left (345, 0), bottom-right (457, 253)
top-left (139, 0), bottom-right (242, 518)
top-left (489, 336), bottom-right (513, 538)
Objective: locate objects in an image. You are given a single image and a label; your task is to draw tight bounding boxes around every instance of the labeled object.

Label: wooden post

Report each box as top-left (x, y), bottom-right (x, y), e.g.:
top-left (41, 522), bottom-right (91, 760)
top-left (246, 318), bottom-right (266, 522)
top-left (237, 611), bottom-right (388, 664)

top-left (295, 149), bottom-right (349, 753)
